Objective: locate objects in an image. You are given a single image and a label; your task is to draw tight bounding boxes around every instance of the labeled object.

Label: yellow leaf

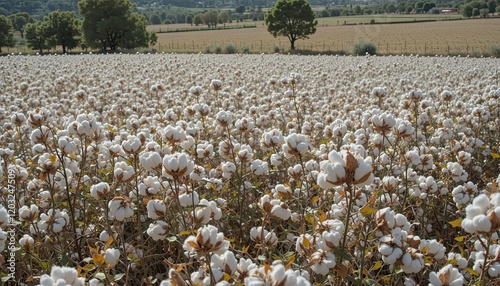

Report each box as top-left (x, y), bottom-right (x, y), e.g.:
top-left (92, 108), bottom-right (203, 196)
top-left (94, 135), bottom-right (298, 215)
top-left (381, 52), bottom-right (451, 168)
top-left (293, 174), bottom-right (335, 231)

top-left (491, 153), bottom-right (500, 159)
top-left (421, 246), bottom-right (429, 253)
top-left (223, 273), bottom-right (231, 281)
top-left (311, 196), bottom-right (320, 204)
top-left (455, 236), bottom-right (466, 242)
top-left (92, 253), bottom-right (106, 267)
top-left (318, 212), bottom-right (327, 223)
top-left (466, 267), bottom-right (479, 276)
top-left (105, 236), bottom-right (114, 249)
top-left (178, 230), bottom-right (192, 236)
top-left (370, 261), bottom-right (383, 271)
top-left (286, 255), bottom-right (295, 270)
top-left (50, 154), bottom-right (57, 164)
top-left (303, 237), bottom-right (311, 248)
top-left (359, 205), bottom-right (378, 216)
top-left (264, 263), bottom-right (272, 274)
top-left (305, 213), bottom-right (316, 228)
top-left (448, 218), bottom-right (463, 228)
top-left (242, 245), bottom-right (249, 254)
top-left (25, 276), bottom-right (33, 283)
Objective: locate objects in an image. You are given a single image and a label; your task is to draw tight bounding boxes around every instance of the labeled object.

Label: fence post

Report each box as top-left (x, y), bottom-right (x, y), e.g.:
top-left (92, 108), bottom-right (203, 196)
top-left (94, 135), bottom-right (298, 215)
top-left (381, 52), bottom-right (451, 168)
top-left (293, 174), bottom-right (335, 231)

top-left (424, 43), bottom-right (427, 54)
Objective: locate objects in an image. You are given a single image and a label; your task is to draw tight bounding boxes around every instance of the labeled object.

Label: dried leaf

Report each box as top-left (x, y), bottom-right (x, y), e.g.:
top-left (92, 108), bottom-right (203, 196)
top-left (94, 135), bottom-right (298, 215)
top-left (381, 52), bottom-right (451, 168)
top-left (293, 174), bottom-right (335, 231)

top-left (448, 218), bottom-right (463, 228)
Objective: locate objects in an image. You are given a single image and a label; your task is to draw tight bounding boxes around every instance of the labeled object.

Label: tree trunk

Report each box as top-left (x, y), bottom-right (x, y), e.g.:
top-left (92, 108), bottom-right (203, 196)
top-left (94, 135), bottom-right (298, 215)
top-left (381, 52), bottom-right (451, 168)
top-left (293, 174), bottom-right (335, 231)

top-left (62, 44), bottom-right (66, 54)
top-left (290, 40), bottom-right (295, 50)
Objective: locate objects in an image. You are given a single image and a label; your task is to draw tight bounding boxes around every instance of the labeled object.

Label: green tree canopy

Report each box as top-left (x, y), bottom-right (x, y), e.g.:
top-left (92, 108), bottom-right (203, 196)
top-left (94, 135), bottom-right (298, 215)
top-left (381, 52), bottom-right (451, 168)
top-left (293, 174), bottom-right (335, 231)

top-left (488, 0), bottom-right (497, 13)
top-left (264, 0), bottom-right (317, 50)
top-left (25, 21), bottom-right (50, 53)
top-left (203, 10), bottom-right (218, 28)
top-left (193, 13), bottom-right (203, 26)
top-left (79, 0), bottom-right (155, 51)
top-left (150, 14), bottom-right (161, 24)
top-left (44, 10), bottom-right (80, 53)
top-left (218, 10), bottom-right (229, 27)
top-left (461, 4), bottom-right (473, 17)
top-left (9, 12), bottom-right (32, 38)
top-left (235, 5), bottom-right (245, 14)
top-left (0, 15), bottom-right (15, 52)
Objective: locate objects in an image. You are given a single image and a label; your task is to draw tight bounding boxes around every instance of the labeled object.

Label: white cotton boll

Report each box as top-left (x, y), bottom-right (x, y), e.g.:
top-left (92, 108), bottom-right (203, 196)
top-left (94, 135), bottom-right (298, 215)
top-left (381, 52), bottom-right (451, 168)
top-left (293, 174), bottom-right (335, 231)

top-left (147, 199), bottom-right (166, 219)
top-left (491, 193), bottom-right (500, 208)
top-left (465, 205), bottom-right (485, 219)
top-left (472, 214), bottom-right (491, 233)
top-left (473, 194), bottom-right (490, 212)
top-left (99, 231), bottom-right (110, 242)
top-left (140, 151), bottom-right (162, 171)
top-left (270, 154), bottom-right (282, 166)
top-left (179, 191), bottom-right (199, 207)
top-left (104, 248), bottom-right (120, 267)
top-left (488, 262), bottom-right (500, 277)
top-left (328, 150), bottom-right (344, 166)
top-left (378, 244), bottom-right (393, 256)
top-left (383, 247), bottom-right (403, 265)
top-left (147, 221), bottom-right (169, 241)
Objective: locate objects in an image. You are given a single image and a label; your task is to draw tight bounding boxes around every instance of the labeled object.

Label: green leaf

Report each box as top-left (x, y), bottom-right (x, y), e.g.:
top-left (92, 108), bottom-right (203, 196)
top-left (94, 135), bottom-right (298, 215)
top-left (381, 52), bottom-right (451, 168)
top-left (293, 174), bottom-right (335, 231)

top-left (94, 272), bottom-right (106, 281)
top-left (113, 273), bottom-right (125, 282)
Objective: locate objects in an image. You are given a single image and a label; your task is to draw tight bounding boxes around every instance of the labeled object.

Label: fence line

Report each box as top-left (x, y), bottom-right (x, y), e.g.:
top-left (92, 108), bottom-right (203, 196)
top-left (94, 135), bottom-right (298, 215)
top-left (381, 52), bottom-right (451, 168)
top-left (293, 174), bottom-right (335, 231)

top-left (3, 41), bottom-right (492, 56)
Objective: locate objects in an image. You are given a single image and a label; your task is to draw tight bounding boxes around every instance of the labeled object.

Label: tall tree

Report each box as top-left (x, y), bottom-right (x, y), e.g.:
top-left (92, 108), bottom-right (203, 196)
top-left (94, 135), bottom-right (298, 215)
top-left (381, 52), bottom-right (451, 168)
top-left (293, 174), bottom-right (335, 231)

top-left (461, 4), bottom-right (473, 17)
top-left (9, 12), bottom-right (32, 38)
top-left (488, 0), bottom-right (497, 13)
top-left (25, 21), bottom-right (49, 53)
top-left (203, 10), bottom-right (218, 28)
top-left (218, 11), bottom-right (229, 28)
top-left (0, 15), bottom-right (14, 53)
top-left (79, 0), bottom-right (155, 51)
top-left (264, 0), bottom-right (317, 50)
top-left (44, 11), bottom-right (80, 53)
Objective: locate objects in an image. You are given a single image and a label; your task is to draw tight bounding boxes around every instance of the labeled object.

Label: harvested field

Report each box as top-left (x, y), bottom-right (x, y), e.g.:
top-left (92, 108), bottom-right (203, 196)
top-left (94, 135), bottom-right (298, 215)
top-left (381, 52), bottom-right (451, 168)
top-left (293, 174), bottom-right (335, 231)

top-left (153, 18), bottom-right (500, 55)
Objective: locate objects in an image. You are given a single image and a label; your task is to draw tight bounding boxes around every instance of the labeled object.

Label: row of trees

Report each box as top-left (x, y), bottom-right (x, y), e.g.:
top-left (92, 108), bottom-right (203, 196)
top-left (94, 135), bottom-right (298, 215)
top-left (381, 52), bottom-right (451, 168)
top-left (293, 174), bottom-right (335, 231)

top-left (0, 0), bottom-right (157, 53)
top-left (318, 0), bottom-right (498, 16)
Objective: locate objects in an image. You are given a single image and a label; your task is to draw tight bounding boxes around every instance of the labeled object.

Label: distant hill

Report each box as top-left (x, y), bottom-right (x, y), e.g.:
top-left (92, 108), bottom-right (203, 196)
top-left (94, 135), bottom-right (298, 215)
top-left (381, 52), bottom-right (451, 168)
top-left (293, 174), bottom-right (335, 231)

top-left (0, 0), bottom-right (332, 18)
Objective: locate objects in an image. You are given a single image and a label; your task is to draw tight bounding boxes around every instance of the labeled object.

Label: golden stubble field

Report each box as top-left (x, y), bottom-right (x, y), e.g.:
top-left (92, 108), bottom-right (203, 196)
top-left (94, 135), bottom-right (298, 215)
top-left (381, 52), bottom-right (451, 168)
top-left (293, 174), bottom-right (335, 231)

top-left (152, 18), bottom-right (500, 55)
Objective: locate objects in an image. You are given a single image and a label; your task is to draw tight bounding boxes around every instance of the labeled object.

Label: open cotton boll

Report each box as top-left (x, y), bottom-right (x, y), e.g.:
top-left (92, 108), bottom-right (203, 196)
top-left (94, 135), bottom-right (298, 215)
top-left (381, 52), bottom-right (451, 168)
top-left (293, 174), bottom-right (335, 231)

top-left (472, 214), bottom-right (492, 233)
top-left (472, 194), bottom-right (490, 212)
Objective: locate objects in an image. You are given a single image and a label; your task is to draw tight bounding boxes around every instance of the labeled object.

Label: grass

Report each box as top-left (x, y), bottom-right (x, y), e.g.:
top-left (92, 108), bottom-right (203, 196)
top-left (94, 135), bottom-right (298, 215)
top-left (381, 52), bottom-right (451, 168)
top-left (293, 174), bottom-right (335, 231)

top-left (152, 17), bottom-right (500, 55)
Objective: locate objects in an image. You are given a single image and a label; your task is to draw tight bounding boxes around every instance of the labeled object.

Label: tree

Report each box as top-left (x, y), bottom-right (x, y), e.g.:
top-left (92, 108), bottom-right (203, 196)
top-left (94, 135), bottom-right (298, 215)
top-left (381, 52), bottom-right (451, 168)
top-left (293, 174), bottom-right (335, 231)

top-left (497, 4), bottom-right (500, 14)
top-left (203, 10), bottom-right (218, 28)
top-left (488, 0), bottom-right (497, 13)
top-left (150, 14), bottom-right (161, 24)
top-left (0, 15), bottom-right (14, 53)
top-left (422, 2), bottom-right (436, 12)
top-left (472, 7), bottom-right (480, 16)
top-left (44, 11), bottom-right (81, 53)
top-left (461, 4), bottom-right (473, 17)
top-left (193, 13), bottom-right (203, 26)
top-left (265, 0), bottom-right (317, 50)
top-left (25, 21), bottom-right (49, 53)
top-left (218, 11), bottom-right (229, 27)
top-left (9, 12), bottom-right (31, 38)
top-left (235, 5), bottom-right (246, 14)
top-left (79, 0), bottom-right (153, 51)
top-left (186, 14), bottom-right (193, 25)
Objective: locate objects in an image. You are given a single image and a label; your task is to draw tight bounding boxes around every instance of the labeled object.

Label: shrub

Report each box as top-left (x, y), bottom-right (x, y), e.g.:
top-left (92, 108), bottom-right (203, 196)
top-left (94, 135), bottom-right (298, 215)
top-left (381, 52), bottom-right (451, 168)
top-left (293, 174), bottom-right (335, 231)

top-left (353, 41), bottom-right (377, 55)
top-left (370, 19), bottom-right (376, 24)
top-left (241, 46), bottom-right (250, 54)
top-left (224, 44), bottom-right (237, 54)
top-left (274, 46), bottom-right (281, 53)
top-left (491, 45), bottom-right (500, 57)
top-left (205, 46), bottom-right (211, 54)
top-left (215, 46), bottom-right (222, 54)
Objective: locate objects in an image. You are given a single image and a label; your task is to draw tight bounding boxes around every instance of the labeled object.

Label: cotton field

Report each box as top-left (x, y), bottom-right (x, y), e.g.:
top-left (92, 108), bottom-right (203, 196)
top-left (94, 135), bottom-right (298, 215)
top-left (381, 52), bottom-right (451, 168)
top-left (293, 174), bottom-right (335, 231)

top-left (0, 53), bottom-right (499, 286)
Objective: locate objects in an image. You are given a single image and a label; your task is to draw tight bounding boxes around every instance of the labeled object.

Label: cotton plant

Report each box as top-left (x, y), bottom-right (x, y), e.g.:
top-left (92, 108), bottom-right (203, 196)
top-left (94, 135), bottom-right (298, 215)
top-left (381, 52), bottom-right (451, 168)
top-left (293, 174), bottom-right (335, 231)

top-left (0, 53), bottom-right (499, 285)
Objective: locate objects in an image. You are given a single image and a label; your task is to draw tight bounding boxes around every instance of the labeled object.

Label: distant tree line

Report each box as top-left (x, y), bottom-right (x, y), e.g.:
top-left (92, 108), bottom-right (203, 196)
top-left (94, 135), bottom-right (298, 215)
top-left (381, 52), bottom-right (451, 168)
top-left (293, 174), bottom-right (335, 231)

top-left (0, 0), bottom-right (156, 53)
top-left (314, 0), bottom-right (498, 19)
